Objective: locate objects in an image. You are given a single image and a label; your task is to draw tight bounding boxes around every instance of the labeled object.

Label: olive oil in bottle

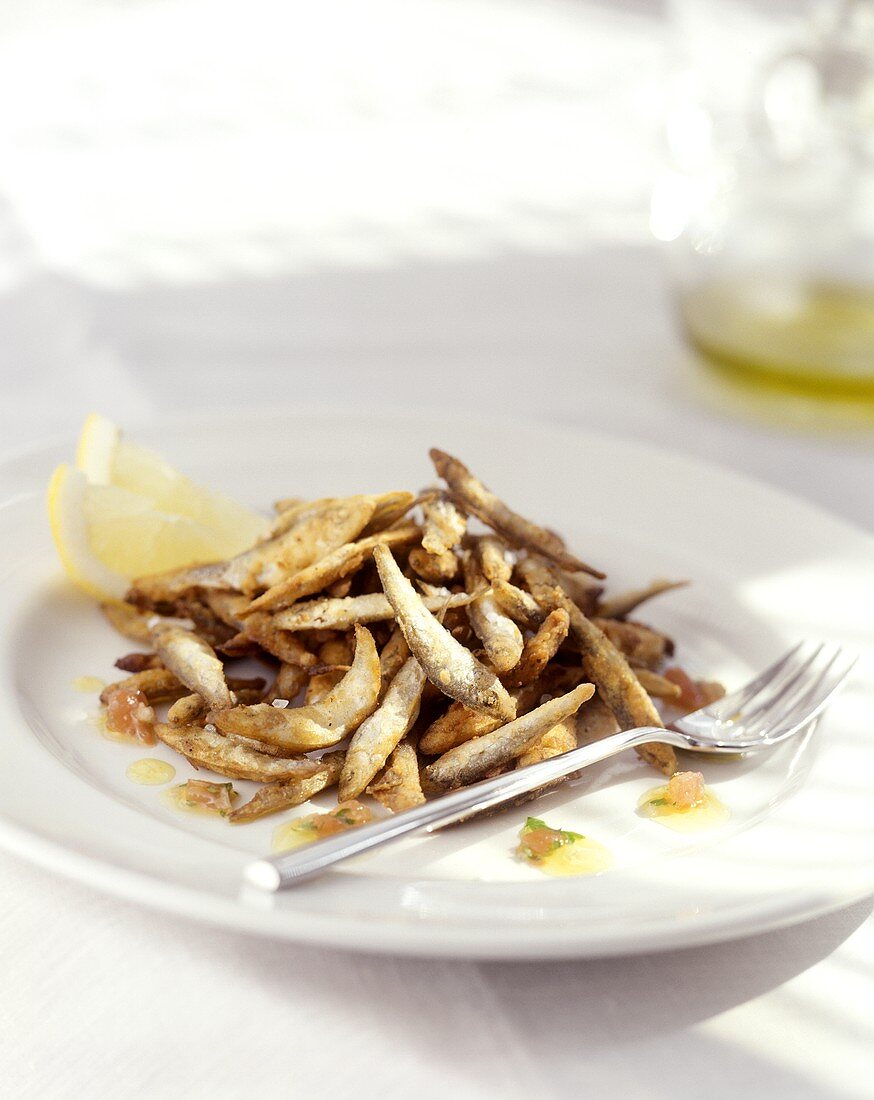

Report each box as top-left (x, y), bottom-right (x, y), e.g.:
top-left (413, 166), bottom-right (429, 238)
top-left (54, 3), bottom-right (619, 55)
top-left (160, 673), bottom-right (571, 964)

top-left (678, 277), bottom-right (874, 400)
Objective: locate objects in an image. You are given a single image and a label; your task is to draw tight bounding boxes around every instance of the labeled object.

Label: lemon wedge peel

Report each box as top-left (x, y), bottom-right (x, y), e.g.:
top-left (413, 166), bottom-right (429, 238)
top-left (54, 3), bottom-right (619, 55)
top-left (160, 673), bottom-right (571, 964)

top-left (47, 464), bottom-right (128, 601)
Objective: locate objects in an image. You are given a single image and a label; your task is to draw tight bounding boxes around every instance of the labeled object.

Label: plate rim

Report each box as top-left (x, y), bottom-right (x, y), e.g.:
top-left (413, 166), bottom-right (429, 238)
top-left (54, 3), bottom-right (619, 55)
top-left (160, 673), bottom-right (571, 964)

top-left (3, 816), bottom-right (871, 960)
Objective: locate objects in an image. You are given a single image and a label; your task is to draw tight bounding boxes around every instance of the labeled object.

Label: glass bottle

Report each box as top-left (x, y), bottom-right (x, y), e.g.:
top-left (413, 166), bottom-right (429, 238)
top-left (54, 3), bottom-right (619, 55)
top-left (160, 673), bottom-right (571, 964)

top-left (657, 0), bottom-right (874, 399)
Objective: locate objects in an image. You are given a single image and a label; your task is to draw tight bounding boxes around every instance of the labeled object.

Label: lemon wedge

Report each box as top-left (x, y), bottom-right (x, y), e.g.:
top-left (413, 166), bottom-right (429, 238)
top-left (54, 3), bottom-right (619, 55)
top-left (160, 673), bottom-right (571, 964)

top-left (48, 415), bottom-right (268, 602)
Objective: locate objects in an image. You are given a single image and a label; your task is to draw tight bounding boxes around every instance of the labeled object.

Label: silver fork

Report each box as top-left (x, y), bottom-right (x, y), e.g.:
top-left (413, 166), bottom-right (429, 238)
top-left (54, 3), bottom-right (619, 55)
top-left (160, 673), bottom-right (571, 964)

top-left (244, 641), bottom-right (854, 891)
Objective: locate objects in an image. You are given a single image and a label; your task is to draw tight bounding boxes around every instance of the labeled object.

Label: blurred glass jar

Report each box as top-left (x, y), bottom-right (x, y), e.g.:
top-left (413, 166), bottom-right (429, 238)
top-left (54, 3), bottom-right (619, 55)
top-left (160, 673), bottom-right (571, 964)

top-left (656, 0), bottom-right (874, 399)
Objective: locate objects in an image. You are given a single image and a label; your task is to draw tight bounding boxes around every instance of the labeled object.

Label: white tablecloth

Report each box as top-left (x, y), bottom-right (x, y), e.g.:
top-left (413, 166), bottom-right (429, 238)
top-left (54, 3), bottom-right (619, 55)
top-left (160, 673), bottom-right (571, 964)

top-left (1, 2), bottom-right (872, 1097)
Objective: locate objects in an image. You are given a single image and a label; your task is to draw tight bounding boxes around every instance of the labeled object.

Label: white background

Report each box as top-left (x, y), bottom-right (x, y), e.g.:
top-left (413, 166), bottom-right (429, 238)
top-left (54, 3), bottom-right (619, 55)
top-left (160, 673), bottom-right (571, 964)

top-left (0, 1), bottom-right (872, 1097)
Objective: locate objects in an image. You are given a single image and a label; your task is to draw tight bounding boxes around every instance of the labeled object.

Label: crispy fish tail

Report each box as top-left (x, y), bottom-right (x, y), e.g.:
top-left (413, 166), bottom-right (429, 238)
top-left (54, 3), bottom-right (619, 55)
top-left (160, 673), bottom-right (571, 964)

top-left (366, 739), bottom-right (426, 812)
top-left (228, 752), bottom-right (345, 823)
top-left (597, 579), bottom-right (687, 620)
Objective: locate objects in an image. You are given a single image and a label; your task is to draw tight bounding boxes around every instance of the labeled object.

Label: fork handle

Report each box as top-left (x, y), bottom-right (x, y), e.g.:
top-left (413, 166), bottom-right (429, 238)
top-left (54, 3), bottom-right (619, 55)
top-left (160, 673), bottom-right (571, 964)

top-left (244, 726), bottom-right (685, 891)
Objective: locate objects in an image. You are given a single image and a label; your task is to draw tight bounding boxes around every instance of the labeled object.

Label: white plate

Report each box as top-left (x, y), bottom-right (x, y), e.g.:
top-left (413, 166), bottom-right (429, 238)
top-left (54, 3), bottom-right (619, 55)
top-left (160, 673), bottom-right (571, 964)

top-left (1, 411), bottom-right (872, 959)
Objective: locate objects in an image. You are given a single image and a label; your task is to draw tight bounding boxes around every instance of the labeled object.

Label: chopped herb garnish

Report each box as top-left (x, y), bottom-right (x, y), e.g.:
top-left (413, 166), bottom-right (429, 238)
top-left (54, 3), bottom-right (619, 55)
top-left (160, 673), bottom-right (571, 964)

top-left (648, 797), bottom-right (669, 807)
top-left (518, 816), bottom-right (587, 861)
top-left (524, 816), bottom-right (584, 842)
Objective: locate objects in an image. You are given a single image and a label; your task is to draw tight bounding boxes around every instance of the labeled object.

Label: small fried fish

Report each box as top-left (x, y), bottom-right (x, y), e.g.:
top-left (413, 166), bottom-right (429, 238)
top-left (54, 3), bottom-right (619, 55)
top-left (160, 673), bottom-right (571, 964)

top-left (518, 558), bottom-right (676, 775)
top-left (374, 545), bottom-right (516, 721)
top-left (463, 553), bottom-right (523, 673)
top-left (424, 683), bottom-right (595, 790)
top-left (209, 624), bottom-right (380, 752)
top-left (366, 739), bottom-right (426, 812)
top-left (151, 622), bottom-right (233, 710)
top-left (243, 522), bottom-right (420, 614)
top-left (421, 496), bottom-right (467, 555)
top-left (340, 656), bottom-right (427, 799)
top-left (271, 589), bottom-right (477, 632)
top-left (502, 608), bottom-right (569, 687)
top-left (430, 449), bottom-right (605, 578)
top-left (155, 723), bottom-right (326, 783)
